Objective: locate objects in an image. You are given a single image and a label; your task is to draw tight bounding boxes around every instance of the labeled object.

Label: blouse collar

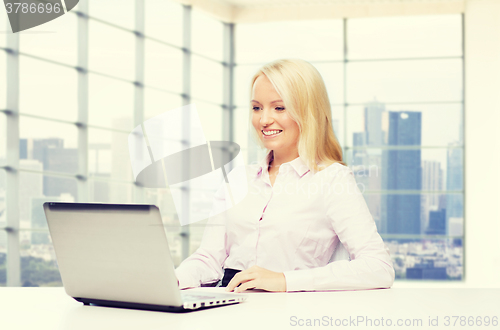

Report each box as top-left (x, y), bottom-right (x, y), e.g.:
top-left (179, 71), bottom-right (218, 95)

top-left (256, 149), bottom-right (311, 178)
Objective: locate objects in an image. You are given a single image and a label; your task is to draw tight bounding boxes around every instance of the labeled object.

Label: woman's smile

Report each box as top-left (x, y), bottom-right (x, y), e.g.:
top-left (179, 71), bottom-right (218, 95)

top-left (262, 129), bottom-right (283, 138)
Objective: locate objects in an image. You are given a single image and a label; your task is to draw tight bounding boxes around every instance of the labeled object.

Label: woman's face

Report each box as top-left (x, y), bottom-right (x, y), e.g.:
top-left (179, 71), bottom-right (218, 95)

top-left (251, 74), bottom-right (300, 157)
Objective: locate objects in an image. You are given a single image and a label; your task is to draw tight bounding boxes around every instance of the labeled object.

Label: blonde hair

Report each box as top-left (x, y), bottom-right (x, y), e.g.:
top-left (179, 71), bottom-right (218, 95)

top-left (249, 59), bottom-right (344, 173)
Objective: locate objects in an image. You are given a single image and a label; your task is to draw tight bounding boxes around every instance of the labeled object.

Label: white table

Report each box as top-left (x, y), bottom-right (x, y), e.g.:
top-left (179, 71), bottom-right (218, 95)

top-left (1, 287), bottom-right (499, 330)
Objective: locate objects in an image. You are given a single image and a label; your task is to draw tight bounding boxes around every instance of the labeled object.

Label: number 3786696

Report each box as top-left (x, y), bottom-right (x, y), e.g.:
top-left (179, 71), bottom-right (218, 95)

top-left (5, 2), bottom-right (62, 14)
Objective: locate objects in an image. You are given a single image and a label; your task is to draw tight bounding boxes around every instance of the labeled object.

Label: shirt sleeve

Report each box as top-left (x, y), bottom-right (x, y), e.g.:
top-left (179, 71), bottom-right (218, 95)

top-left (174, 181), bottom-right (229, 289)
top-left (283, 165), bottom-right (395, 292)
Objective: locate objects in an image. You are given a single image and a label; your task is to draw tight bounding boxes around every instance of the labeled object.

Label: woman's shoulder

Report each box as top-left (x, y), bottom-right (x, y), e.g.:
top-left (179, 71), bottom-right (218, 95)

top-left (318, 161), bottom-right (353, 179)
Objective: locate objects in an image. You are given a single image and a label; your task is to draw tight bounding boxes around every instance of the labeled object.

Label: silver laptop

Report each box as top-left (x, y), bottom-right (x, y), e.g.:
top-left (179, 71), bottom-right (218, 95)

top-left (43, 202), bottom-right (247, 312)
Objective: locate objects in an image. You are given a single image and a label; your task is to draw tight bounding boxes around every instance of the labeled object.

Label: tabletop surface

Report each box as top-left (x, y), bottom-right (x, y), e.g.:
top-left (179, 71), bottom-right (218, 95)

top-left (1, 287), bottom-right (499, 330)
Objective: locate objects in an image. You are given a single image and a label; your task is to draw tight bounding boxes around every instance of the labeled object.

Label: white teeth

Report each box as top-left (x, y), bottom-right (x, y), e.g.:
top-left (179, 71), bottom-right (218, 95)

top-left (263, 130), bottom-right (282, 136)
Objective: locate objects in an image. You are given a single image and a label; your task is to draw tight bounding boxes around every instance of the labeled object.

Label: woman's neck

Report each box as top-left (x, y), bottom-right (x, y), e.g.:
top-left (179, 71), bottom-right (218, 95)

top-left (268, 149), bottom-right (300, 172)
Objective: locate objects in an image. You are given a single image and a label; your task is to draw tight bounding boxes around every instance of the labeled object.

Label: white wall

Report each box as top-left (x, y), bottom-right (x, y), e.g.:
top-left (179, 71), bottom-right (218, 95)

top-left (463, 0), bottom-right (500, 288)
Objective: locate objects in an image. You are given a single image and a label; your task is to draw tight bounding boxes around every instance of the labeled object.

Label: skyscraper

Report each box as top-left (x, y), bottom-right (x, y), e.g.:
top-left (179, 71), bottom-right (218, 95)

top-left (425, 209), bottom-right (447, 235)
top-left (382, 111), bottom-right (422, 235)
top-left (421, 160), bottom-right (443, 233)
top-left (446, 144), bottom-right (463, 234)
top-left (364, 101), bottom-right (385, 147)
top-left (351, 101), bottom-right (386, 231)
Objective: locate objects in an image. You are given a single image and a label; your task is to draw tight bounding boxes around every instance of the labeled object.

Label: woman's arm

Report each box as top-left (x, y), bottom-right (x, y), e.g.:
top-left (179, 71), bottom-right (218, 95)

top-left (283, 165), bottom-right (395, 292)
top-left (174, 182), bottom-right (229, 289)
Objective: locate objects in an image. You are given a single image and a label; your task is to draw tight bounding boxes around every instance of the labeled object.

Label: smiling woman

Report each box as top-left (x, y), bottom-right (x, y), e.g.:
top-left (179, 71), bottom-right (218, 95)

top-left (251, 74), bottom-right (301, 183)
top-left (174, 59), bottom-right (395, 293)
top-left (249, 60), bottom-right (344, 182)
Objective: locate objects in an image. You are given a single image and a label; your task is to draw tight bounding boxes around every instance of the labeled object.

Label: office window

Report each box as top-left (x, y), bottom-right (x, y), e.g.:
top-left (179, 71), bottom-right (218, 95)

top-left (0, 170), bottom-right (5, 223)
top-left (88, 128), bottom-right (134, 182)
top-left (18, 173), bottom-right (73, 286)
top-left (88, 0), bottom-right (135, 30)
top-left (19, 12), bottom-right (77, 66)
top-left (236, 20), bottom-right (343, 64)
top-left (0, 230), bottom-right (5, 286)
top-left (89, 180), bottom-right (136, 204)
top-left (346, 15), bottom-right (464, 280)
top-left (346, 60), bottom-right (462, 103)
top-left (88, 73), bottom-right (134, 131)
top-left (145, 0), bottom-right (183, 47)
top-left (89, 20), bottom-right (135, 81)
top-left (191, 8), bottom-right (224, 61)
top-left (0, 10), bottom-right (6, 48)
top-left (346, 105), bottom-right (463, 147)
top-left (347, 16), bottom-right (462, 59)
top-left (191, 55), bottom-right (223, 104)
top-left (234, 64), bottom-right (261, 108)
top-left (19, 118), bottom-right (79, 173)
top-left (313, 63), bottom-right (344, 105)
top-left (233, 107), bottom-right (251, 163)
top-left (0, 113), bottom-right (5, 165)
top-left (196, 101), bottom-right (223, 142)
top-left (387, 237), bottom-right (462, 280)
top-left (19, 56), bottom-right (78, 122)
top-left (144, 41), bottom-right (184, 94)
top-left (0, 4), bottom-right (464, 285)
top-left (20, 228), bottom-right (62, 287)
top-left (19, 173), bottom-right (76, 230)
top-left (0, 47), bottom-right (7, 110)
top-left (144, 88), bottom-right (183, 121)
top-left (331, 106), bottom-right (344, 147)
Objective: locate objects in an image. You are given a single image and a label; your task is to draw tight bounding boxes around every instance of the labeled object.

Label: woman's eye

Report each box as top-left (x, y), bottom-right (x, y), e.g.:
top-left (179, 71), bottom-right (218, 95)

top-left (252, 106), bottom-right (261, 111)
top-left (275, 107), bottom-right (285, 111)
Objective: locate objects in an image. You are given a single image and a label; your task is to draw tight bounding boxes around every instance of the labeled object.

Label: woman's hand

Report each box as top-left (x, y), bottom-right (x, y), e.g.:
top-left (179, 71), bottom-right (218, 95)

top-left (225, 265), bottom-right (287, 293)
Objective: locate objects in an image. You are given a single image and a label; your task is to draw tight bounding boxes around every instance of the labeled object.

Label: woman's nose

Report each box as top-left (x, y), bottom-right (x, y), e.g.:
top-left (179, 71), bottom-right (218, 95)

top-left (260, 108), bottom-right (273, 126)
